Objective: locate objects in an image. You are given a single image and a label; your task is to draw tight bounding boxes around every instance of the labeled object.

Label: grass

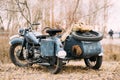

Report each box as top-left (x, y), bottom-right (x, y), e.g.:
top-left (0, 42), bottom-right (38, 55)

top-left (0, 61), bottom-right (120, 80)
top-left (103, 44), bottom-right (120, 61)
top-left (0, 36), bottom-right (120, 80)
top-left (0, 36), bottom-right (10, 63)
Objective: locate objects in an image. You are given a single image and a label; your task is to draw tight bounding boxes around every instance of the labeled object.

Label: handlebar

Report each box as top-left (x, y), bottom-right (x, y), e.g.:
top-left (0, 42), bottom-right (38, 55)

top-left (27, 23), bottom-right (40, 31)
top-left (32, 23), bottom-right (40, 25)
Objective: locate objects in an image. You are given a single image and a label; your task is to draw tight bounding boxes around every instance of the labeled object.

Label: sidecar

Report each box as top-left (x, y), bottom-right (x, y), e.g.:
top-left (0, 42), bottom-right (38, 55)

top-left (64, 30), bottom-right (103, 69)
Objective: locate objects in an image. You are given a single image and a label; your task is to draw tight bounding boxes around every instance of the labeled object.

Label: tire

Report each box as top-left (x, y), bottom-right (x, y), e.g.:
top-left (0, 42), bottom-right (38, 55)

top-left (84, 56), bottom-right (102, 69)
top-left (9, 43), bottom-right (31, 67)
top-left (48, 58), bottom-right (63, 74)
top-left (71, 31), bottom-right (103, 41)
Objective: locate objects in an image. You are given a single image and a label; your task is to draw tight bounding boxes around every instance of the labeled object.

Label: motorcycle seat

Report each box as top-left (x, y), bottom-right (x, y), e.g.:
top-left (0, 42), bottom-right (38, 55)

top-left (46, 29), bottom-right (62, 36)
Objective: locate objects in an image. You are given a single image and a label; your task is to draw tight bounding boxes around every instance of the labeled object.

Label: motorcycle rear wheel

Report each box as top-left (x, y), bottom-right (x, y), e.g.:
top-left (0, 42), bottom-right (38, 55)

top-left (10, 43), bottom-right (32, 67)
top-left (84, 56), bottom-right (102, 69)
top-left (48, 57), bottom-right (63, 74)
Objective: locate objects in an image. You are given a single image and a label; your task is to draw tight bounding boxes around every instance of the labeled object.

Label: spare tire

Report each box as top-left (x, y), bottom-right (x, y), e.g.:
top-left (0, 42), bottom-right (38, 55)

top-left (71, 30), bottom-right (103, 41)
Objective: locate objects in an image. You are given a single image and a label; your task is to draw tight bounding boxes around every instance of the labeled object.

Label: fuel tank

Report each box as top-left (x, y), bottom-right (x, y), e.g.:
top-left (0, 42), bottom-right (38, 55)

top-left (25, 32), bottom-right (39, 44)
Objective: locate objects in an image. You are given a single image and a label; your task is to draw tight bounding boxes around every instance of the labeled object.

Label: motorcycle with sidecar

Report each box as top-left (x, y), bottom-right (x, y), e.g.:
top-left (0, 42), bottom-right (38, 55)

top-left (9, 23), bottom-right (103, 74)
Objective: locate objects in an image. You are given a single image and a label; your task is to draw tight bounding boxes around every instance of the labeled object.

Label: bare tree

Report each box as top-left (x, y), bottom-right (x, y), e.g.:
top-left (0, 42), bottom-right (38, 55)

top-left (15, 0), bottom-right (31, 26)
top-left (0, 0), bottom-right (112, 35)
top-left (103, 0), bottom-right (109, 35)
top-left (0, 16), bottom-right (4, 31)
top-left (61, 0), bottom-right (80, 41)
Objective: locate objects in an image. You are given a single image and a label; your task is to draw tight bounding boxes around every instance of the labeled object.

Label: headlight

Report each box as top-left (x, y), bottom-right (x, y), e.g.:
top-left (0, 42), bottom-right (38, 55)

top-left (18, 28), bottom-right (24, 36)
top-left (57, 50), bottom-right (66, 58)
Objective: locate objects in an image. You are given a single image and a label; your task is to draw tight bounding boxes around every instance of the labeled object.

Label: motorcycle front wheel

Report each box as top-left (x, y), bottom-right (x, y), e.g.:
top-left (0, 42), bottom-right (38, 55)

top-left (48, 57), bottom-right (63, 74)
top-left (84, 56), bottom-right (102, 69)
top-left (10, 43), bottom-right (31, 67)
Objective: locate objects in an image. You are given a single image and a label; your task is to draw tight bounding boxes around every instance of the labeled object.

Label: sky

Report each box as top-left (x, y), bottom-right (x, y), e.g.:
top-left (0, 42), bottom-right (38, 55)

top-left (107, 0), bottom-right (120, 32)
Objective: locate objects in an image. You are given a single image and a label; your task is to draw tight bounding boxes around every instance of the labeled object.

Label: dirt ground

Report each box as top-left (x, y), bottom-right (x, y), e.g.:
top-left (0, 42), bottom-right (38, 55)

top-left (0, 61), bottom-right (120, 80)
top-left (0, 38), bottom-right (120, 80)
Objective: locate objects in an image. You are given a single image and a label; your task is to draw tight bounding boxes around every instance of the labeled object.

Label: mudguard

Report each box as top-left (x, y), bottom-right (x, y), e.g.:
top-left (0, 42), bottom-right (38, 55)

top-left (9, 37), bottom-right (24, 45)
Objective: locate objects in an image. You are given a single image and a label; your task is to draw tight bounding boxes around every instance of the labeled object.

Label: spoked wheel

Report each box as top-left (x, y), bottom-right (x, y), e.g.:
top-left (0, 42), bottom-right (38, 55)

top-left (84, 56), bottom-right (102, 69)
top-left (48, 57), bottom-right (63, 74)
top-left (10, 43), bottom-right (32, 67)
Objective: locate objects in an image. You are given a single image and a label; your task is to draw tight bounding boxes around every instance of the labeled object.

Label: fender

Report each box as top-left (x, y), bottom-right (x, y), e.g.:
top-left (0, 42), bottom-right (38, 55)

top-left (9, 37), bottom-right (24, 45)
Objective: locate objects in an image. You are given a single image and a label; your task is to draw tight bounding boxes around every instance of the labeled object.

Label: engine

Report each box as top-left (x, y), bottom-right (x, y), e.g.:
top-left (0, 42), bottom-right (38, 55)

top-left (23, 46), bottom-right (41, 60)
top-left (33, 49), bottom-right (41, 59)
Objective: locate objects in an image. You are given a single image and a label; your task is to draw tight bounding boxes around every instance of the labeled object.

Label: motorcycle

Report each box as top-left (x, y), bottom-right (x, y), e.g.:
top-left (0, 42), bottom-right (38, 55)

top-left (9, 23), bottom-right (103, 74)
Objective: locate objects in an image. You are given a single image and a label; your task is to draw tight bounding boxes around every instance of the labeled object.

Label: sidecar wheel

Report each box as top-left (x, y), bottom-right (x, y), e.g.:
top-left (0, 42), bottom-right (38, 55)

top-left (71, 31), bottom-right (103, 41)
top-left (84, 56), bottom-right (102, 69)
top-left (48, 58), bottom-right (63, 74)
top-left (10, 43), bottom-right (32, 67)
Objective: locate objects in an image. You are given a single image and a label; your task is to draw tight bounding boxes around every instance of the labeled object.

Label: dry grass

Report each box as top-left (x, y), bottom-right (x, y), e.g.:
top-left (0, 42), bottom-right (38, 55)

top-left (101, 39), bottom-right (120, 61)
top-left (0, 37), bottom-right (120, 80)
top-left (0, 61), bottom-right (120, 80)
top-left (0, 36), bottom-right (10, 63)
top-left (103, 44), bottom-right (120, 61)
